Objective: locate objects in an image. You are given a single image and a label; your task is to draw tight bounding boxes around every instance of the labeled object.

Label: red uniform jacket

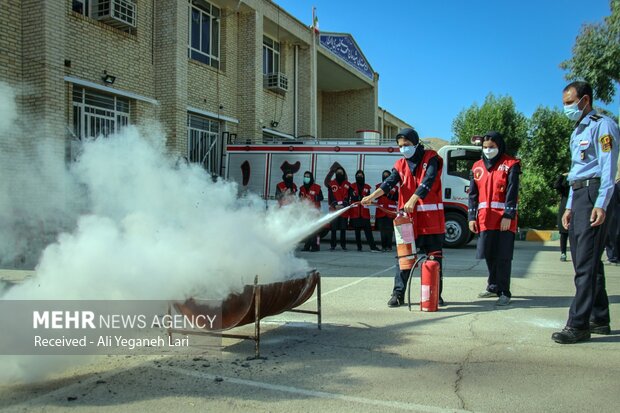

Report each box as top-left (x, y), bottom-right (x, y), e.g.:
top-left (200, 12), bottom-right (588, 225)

top-left (393, 150), bottom-right (445, 236)
top-left (375, 183), bottom-right (398, 219)
top-left (275, 181), bottom-right (297, 206)
top-left (349, 183), bottom-right (373, 219)
top-left (471, 154), bottom-right (519, 232)
top-left (326, 180), bottom-right (351, 216)
top-left (299, 183), bottom-right (323, 209)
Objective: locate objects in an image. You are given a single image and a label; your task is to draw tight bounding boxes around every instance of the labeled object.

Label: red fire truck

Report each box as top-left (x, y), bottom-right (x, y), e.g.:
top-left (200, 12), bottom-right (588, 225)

top-left (224, 141), bottom-right (482, 248)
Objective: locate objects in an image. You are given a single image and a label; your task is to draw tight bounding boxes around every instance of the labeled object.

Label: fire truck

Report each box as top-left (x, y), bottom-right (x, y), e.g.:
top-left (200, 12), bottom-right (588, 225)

top-left (224, 140), bottom-right (482, 248)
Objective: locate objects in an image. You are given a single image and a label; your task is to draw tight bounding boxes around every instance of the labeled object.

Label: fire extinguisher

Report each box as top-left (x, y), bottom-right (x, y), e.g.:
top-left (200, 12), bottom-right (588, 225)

top-left (393, 211), bottom-right (416, 270)
top-left (420, 255), bottom-right (441, 312)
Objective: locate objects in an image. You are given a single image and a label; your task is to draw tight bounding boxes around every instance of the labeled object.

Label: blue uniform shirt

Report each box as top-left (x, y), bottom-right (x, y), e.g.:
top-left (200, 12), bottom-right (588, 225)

top-left (566, 110), bottom-right (620, 210)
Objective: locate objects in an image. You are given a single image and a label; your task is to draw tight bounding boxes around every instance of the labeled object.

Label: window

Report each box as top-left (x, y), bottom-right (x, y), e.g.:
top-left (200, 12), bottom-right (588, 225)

top-left (446, 149), bottom-right (482, 180)
top-left (72, 0), bottom-right (91, 17)
top-left (72, 87), bottom-right (130, 139)
top-left (262, 36), bottom-right (280, 75)
top-left (188, 0), bottom-right (220, 69)
top-left (188, 113), bottom-right (221, 174)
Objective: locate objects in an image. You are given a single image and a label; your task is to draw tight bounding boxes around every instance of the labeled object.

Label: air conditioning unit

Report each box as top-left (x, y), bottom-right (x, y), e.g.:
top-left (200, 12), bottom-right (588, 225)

top-left (263, 73), bottom-right (289, 93)
top-left (94, 0), bottom-right (137, 29)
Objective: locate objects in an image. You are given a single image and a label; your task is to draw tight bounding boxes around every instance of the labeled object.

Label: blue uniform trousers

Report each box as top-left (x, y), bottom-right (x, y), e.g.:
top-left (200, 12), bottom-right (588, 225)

top-left (568, 182), bottom-right (611, 329)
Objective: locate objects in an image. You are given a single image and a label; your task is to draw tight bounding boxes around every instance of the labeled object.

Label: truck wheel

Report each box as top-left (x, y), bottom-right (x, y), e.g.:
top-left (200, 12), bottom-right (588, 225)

top-left (443, 212), bottom-right (469, 248)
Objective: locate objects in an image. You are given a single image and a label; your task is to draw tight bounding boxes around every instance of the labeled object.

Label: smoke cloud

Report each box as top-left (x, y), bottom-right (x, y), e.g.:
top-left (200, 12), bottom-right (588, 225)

top-left (0, 82), bottom-right (322, 383)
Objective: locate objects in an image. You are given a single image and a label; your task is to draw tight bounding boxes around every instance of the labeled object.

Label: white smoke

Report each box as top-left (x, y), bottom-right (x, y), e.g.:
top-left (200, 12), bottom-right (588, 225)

top-left (0, 83), bottom-right (323, 382)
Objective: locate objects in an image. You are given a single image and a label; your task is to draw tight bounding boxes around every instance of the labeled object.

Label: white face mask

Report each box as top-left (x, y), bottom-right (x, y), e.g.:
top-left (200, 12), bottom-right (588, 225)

top-left (483, 147), bottom-right (499, 160)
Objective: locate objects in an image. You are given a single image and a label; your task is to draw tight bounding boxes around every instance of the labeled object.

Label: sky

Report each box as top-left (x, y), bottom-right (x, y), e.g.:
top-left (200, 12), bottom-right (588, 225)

top-left (275, 0), bottom-right (619, 140)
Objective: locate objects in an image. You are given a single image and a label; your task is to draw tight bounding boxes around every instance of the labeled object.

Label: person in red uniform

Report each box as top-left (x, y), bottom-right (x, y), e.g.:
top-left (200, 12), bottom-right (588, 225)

top-left (349, 170), bottom-right (381, 252)
top-left (468, 131), bottom-right (520, 306)
top-left (299, 170), bottom-right (324, 252)
top-left (362, 128), bottom-right (445, 307)
top-left (324, 163), bottom-right (351, 251)
top-left (375, 170), bottom-right (398, 252)
top-left (275, 169), bottom-right (297, 206)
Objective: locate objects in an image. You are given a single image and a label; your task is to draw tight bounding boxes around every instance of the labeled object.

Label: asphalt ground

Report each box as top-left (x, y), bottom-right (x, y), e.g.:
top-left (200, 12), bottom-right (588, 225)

top-left (0, 239), bottom-right (619, 412)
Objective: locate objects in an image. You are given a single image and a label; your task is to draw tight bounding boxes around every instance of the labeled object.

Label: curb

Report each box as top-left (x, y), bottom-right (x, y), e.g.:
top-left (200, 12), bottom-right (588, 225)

top-left (516, 229), bottom-right (561, 242)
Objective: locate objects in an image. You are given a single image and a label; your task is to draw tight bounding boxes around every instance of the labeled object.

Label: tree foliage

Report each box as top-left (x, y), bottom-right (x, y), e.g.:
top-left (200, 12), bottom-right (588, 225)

top-left (518, 107), bottom-right (574, 228)
top-left (451, 93), bottom-right (528, 156)
top-left (561, 0), bottom-right (620, 104)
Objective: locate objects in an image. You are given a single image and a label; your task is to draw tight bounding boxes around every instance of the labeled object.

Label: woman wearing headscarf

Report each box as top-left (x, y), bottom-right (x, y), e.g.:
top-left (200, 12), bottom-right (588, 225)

top-left (299, 171), bottom-right (324, 251)
top-left (468, 131), bottom-right (521, 306)
top-left (275, 169), bottom-right (297, 206)
top-left (375, 170), bottom-right (398, 251)
top-left (349, 169), bottom-right (380, 252)
top-left (324, 162), bottom-right (351, 251)
top-left (361, 128), bottom-right (445, 307)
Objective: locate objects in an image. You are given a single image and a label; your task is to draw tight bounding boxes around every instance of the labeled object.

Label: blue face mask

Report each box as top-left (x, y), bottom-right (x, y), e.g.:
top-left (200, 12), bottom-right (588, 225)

top-left (563, 96), bottom-right (584, 121)
top-left (303, 177), bottom-right (311, 184)
top-left (400, 145), bottom-right (416, 159)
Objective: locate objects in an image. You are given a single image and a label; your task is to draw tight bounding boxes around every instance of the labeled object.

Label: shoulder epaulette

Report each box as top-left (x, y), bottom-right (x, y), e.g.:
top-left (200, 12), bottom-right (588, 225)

top-left (590, 114), bottom-right (603, 121)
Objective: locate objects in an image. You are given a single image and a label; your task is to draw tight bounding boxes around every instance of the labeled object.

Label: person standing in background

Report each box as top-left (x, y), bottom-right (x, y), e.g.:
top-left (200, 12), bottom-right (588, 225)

top-left (299, 171), bottom-right (324, 252)
top-left (554, 173), bottom-right (570, 262)
top-left (469, 131), bottom-right (520, 306)
top-left (324, 163), bottom-right (351, 251)
top-left (375, 170), bottom-right (398, 252)
top-left (349, 169), bottom-right (381, 252)
top-left (275, 169), bottom-right (297, 206)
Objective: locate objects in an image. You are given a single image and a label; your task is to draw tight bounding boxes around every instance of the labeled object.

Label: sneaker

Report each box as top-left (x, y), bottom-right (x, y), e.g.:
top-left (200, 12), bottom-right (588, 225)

top-left (589, 321), bottom-right (611, 335)
top-left (478, 290), bottom-right (497, 298)
top-left (552, 326), bottom-right (590, 344)
top-left (496, 294), bottom-right (510, 306)
top-left (370, 248), bottom-right (381, 253)
top-left (560, 253), bottom-right (567, 262)
top-left (387, 294), bottom-right (404, 308)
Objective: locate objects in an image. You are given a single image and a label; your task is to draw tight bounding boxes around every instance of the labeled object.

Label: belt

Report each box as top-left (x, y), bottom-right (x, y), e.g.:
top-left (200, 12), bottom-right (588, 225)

top-left (571, 178), bottom-right (600, 190)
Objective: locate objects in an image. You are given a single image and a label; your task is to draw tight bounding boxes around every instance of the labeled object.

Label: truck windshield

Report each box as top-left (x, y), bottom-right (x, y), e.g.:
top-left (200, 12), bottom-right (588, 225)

top-left (447, 149), bottom-right (481, 180)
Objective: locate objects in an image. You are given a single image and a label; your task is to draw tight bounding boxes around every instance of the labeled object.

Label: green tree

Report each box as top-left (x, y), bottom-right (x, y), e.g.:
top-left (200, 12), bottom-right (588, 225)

top-left (561, 0), bottom-right (620, 105)
top-left (451, 93), bottom-right (528, 156)
top-left (518, 107), bottom-right (574, 228)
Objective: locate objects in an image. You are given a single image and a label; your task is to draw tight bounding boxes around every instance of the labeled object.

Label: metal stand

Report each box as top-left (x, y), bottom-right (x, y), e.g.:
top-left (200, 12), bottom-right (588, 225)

top-left (168, 273), bottom-right (322, 358)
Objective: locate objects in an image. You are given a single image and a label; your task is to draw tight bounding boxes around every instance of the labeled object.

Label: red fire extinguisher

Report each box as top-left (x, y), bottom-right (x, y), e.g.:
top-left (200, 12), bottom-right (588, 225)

top-left (393, 211), bottom-right (416, 270)
top-left (420, 254), bottom-right (441, 312)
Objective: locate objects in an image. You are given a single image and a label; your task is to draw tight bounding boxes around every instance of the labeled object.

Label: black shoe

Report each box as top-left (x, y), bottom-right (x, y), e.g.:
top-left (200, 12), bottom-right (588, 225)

top-left (590, 321), bottom-right (611, 335)
top-left (387, 294), bottom-right (404, 308)
top-left (370, 248), bottom-right (381, 253)
top-left (552, 327), bottom-right (591, 344)
top-left (330, 247), bottom-right (335, 251)
top-left (342, 247), bottom-right (347, 251)
top-left (438, 297), bottom-right (445, 306)
top-left (357, 247), bottom-right (362, 251)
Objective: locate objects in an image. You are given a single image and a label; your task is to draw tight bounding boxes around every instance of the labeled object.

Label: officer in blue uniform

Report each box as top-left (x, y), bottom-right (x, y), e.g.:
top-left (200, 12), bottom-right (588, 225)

top-left (552, 81), bottom-right (620, 344)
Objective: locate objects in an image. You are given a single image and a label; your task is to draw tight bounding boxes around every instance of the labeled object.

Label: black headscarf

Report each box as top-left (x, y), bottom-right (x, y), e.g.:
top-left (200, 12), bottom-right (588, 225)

top-left (282, 169), bottom-right (294, 188)
top-left (354, 169), bottom-right (365, 187)
top-left (335, 167), bottom-right (346, 184)
top-left (303, 170), bottom-right (314, 188)
top-left (382, 169), bottom-right (391, 181)
top-left (395, 128), bottom-right (420, 145)
top-left (482, 131), bottom-right (506, 170)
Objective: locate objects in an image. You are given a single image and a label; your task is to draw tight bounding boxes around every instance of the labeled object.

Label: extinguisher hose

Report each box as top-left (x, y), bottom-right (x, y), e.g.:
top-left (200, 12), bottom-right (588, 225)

top-left (406, 255), bottom-right (427, 311)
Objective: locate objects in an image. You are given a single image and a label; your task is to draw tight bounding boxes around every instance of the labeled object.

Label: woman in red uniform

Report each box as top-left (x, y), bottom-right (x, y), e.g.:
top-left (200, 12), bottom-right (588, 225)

top-left (362, 128), bottom-right (445, 307)
top-left (349, 169), bottom-right (380, 252)
top-left (324, 163), bottom-right (351, 251)
top-left (299, 171), bottom-right (324, 251)
top-left (468, 131), bottom-right (520, 306)
top-left (375, 170), bottom-right (398, 251)
top-left (275, 169), bottom-right (297, 206)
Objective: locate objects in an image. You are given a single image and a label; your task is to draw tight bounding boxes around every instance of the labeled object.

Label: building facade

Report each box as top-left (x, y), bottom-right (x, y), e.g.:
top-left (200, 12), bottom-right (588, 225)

top-left (0, 0), bottom-right (410, 176)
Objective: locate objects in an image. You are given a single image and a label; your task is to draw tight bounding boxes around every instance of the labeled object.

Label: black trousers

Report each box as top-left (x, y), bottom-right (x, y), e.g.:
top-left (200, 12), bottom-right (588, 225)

top-left (376, 217), bottom-right (394, 249)
top-left (330, 216), bottom-right (347, 249)
top-left (353, 219), bottom-right (377, 250)
top-left (392, 234), bottom-right (443, 299)
top-left (484, 258), bottom-right (511, 297)
top-left (604, 182), bottom-right (620, 262)
top-left (567, 182), bottom-right (611, 329)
